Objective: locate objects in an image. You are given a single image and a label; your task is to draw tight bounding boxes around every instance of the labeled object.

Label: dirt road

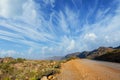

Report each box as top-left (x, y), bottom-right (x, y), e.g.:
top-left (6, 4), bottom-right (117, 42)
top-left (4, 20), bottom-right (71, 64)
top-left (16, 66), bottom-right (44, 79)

top-left (56, 59), bottom-right (120, 80)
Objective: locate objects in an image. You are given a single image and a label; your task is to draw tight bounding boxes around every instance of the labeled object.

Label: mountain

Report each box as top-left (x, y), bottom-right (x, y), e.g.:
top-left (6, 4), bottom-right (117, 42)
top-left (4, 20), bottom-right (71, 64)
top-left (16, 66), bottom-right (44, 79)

top-left (94, 49), bottom-right (120, 63)
top-left (86, 47), bottom-right (114, 59)
top-left (64, 46), bottom-right (115, 59)
top-left (64, 52), bottom-right (81, 59)
top-left (64, 45), bottom-right (120, 63)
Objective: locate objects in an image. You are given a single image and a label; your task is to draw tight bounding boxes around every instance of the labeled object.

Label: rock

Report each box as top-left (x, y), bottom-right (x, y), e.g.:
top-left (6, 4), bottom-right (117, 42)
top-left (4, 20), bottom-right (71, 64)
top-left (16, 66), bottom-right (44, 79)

top-left (48, 75), bottom-right (53, 80)
top-left (0, 70), bottom-right (3, 75)
top-left (48, 75), bottom-right (57, 80)
top-left (25, 76), bottom-right (29, 80)
top-left (52, 76), bottom-right (56, 80)
top-left (41, 76), bottom-right (48, 80)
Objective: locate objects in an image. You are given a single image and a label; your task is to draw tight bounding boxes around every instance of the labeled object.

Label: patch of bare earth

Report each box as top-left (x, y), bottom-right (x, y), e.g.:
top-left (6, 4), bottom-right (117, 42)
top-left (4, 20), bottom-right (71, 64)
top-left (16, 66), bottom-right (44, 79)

top-left (56, 59), bottom-right (120, 80)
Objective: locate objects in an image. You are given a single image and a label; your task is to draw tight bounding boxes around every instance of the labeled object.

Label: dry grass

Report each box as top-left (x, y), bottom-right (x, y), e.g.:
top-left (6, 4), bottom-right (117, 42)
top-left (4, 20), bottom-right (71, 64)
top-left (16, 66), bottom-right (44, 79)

top-left (0, 58), bottom-right (62, 80)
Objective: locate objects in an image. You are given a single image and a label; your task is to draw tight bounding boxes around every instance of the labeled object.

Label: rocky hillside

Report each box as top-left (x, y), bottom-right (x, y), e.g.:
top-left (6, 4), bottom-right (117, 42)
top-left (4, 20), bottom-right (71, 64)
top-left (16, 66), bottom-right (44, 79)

top-left (94, 49), bottom-right (120, 63)
top-left (64, 45), bottom-right (120, 63)
top-left (86, 47), bottom-right (114, 59)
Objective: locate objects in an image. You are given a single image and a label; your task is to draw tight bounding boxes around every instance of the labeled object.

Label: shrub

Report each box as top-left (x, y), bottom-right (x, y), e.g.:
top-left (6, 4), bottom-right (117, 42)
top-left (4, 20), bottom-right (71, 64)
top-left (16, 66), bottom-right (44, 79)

top-left (16, 58), bottom-right (26, 63)
top-left (4, 77), bottom-right (11, 80)
top-left (65, 56), bottom-right (77, 61)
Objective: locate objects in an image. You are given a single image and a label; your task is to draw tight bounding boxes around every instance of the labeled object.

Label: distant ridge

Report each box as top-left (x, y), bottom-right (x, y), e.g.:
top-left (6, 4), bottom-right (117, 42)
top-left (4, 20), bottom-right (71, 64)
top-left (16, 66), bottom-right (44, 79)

top-left (46, 56), bottom-right (63, 60)
top-left (64, 45), bottom-right (120, 63)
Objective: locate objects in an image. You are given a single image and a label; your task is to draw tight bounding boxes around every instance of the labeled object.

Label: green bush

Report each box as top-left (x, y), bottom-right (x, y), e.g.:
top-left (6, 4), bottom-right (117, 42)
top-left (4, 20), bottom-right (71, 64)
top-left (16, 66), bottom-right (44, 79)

top-left (4, 77), bottom-right (11, 80)
top-left (66, 56), bottom-right (77, 61)
top-left (29, 76), bottom-right (38, 80)
top-left (7, 58), bottom-right (26, 64)
top-left (53, 62), bottom-right (61, 68)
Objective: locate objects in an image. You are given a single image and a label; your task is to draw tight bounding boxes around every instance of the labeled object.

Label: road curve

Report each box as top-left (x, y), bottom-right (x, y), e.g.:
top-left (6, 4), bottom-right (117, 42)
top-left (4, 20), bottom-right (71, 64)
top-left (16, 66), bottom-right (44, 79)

top-left (56, 59), bottom-right (120, 80)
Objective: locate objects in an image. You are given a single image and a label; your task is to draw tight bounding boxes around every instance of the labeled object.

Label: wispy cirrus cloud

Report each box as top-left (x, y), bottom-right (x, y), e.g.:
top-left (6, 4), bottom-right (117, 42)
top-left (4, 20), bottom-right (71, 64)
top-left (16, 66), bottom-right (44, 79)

top-left (0, 0), bottom-right (120, 59)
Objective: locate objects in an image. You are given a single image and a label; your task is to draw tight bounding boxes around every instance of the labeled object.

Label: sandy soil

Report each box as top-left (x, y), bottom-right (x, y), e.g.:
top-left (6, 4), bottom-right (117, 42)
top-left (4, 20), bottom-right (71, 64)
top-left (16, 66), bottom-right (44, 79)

top-left (56, 59), bottom-right (120, 80)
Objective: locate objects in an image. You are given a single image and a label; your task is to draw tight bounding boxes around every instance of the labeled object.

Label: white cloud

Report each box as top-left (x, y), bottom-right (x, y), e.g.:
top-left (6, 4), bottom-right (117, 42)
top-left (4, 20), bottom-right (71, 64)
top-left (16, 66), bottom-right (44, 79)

top-left (0, 49), bottom-right (21, 58)
top-left (0, 0), bottom-right (120, 58)
top-left (28, 47), bottom-right (34, 54)
top-left (58, 11), bottom-right (70, 34)
top-left (43, 0), bottom-right (55, 7)
top-left (0, 0), bottom-right (27, 18)
top-left (84, 33), bottom-right (97, 41)
top-left (22, 0), bottom-right (39, 25)
top-left (0, 0), bottom-right (39, 26)
top-left (67, 40), bottom-right (75, 51)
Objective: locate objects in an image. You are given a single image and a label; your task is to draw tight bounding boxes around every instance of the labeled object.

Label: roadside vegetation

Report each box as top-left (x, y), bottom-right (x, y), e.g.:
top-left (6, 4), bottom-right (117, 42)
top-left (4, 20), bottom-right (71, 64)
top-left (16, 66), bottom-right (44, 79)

top-left (65, 56), bottom-right (78, 61)
top-left (0, 57), bottom-right (62, 80)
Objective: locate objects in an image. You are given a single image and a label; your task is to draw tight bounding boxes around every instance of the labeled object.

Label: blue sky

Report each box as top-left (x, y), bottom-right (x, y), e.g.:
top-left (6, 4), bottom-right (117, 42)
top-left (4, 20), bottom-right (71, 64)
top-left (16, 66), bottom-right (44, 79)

top-left (0, 0), bottom-right (120, 59)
